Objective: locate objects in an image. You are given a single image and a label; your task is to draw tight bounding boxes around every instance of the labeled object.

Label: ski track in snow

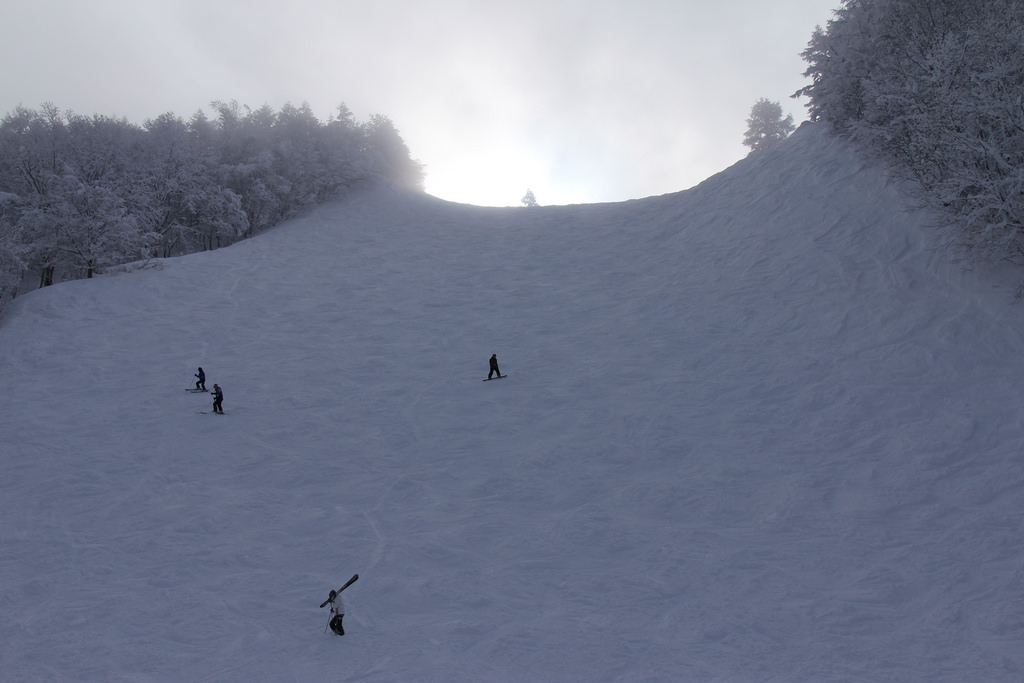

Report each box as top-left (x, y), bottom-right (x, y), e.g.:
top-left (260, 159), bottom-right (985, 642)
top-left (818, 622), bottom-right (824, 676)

top-left (1, 123), bottom-right (1024, 681)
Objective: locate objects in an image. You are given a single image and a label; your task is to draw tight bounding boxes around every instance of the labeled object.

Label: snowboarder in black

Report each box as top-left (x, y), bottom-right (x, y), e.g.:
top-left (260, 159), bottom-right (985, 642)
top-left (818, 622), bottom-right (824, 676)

top-left (488, 354), bottom-right (501, 379)
top-left (194, 367), bottom-right (206, 391)
top-left (211, 384), bottom-right (224, 414)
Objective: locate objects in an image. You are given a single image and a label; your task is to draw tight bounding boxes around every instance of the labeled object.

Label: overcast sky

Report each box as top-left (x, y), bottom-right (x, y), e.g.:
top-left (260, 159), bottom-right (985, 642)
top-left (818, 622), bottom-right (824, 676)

top-left (0, 0), bottom-right (838, 206)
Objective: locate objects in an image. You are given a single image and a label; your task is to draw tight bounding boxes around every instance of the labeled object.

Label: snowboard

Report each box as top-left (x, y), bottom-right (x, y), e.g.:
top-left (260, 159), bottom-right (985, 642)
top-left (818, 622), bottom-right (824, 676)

top-left (186, 388), bottom-right (209, 393)
top-left (482, 375), bottom-right (507, 382)
top-left (198, 410), bottom-right (228, 415)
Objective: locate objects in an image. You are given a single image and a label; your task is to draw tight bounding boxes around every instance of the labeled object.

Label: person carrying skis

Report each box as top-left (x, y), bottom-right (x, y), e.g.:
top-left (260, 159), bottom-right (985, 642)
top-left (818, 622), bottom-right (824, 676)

top-left (194, 367), bottom-right (206, 391)
top-left (319, 574), bottom-right (357, 636)
top-left (488, 354), bottom-right (502, 379)
top-left (326, 590), bottom-right (345, 635)
top-left (211, 384), bottom-right (224, 414)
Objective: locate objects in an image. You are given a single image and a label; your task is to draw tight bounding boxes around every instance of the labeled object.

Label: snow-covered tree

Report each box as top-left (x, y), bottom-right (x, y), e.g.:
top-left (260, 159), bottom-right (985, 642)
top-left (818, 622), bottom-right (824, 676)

top-left (19, 175), bottom-right (157, 279)
top-left (521, 189), bottom-right (539, 207)
top-left (0, 100), bottom-right (425, 303)
top-left (361, 114), bottom-right (425, 191)
top-left (797, 0), bottom-right (1024, 263)
top-left (743, 98), bottom-right (795, 153)
top-left (0, 193), bottom-right (25, 310)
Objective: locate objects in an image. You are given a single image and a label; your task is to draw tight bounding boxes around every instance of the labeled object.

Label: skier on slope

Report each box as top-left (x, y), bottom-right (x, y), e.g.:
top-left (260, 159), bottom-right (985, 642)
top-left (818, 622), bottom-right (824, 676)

top-left (194, 367), bottom-right (206, 391)
top-left (488, 354), bottom-right (502, 379)
top-left (320, 574), bottom-right (357, 636)
top-left (326, 590), bottom-right (345, 635)
top-left (211, 384), bottom-right (224, 414)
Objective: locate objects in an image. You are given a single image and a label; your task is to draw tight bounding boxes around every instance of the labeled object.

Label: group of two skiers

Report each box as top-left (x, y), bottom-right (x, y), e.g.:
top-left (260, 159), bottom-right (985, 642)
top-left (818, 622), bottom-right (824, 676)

top-left (193, 367), bottom-right (224, 414)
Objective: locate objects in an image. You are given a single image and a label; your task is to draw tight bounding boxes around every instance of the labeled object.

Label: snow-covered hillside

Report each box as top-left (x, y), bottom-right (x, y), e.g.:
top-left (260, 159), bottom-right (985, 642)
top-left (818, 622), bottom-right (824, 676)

top-left (2, 123), bottom-right (1023, 681)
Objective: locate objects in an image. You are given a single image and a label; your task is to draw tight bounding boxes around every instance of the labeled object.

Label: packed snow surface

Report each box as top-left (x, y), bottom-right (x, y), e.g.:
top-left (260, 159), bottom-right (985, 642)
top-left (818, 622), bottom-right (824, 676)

top-left (2, 124), bottom-right (1023, 681)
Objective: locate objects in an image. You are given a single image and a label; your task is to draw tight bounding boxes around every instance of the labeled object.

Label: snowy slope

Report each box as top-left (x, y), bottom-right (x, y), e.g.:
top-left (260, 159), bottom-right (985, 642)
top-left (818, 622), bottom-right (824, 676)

top-left (1, 123), bottom-right (1023, 682)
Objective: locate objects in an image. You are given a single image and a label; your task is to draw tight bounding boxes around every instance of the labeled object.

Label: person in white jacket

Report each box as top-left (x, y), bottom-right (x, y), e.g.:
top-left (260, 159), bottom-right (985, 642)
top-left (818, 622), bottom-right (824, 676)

top-left (327, 590), bottom-right (345, 635)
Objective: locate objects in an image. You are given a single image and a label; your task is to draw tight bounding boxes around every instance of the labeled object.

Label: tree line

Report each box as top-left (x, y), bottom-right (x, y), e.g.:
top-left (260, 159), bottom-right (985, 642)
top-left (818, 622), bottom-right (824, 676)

top-left (0, 100), bottom-right (424, 312)
top-left (797, 0), bottom-right (1024, 263)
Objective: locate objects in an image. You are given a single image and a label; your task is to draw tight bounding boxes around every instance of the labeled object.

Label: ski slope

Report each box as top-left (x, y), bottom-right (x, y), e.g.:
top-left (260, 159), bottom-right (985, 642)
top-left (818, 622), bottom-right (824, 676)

top-left (2, 123), bottom-right (1023, 681)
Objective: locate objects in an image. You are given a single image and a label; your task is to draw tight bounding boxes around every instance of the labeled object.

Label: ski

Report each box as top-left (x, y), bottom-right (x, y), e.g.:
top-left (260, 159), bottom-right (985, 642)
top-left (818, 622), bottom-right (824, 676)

top-left (320, 573), bottom-right (359, 608)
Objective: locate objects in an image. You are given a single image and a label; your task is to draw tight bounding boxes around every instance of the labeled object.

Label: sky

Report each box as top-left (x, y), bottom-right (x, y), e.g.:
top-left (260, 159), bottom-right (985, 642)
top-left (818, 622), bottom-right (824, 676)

top-left (0, 0), bottom-right (839, 206)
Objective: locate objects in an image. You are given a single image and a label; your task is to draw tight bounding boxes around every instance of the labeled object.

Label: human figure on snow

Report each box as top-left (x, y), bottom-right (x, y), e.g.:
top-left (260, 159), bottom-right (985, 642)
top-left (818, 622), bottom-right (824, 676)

top-left (326, 590), bottom-right (345, 635)
top-left (212, 384), bottom-right (224, 414)
top-left (194, 367), bottom-right (206, 391)
top-left (488, 354), bottom-right (501, 379)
